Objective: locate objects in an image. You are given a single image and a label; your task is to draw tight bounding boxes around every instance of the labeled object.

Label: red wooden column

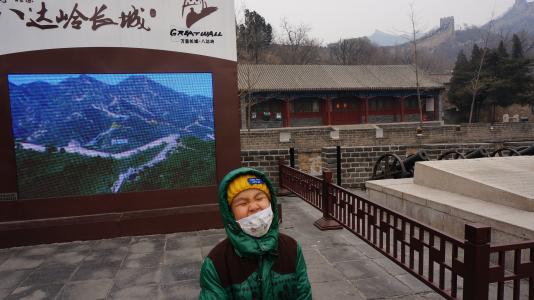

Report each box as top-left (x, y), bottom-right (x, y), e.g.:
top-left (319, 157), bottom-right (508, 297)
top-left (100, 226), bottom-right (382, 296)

top-left (400, 96), bottom-right (405, 122)
top-left (364, 97), bottom-right (369, 123)
top-left (433, 94), bottom-right (439, 121)
top-left (282, 97), bottom-right (291, 127)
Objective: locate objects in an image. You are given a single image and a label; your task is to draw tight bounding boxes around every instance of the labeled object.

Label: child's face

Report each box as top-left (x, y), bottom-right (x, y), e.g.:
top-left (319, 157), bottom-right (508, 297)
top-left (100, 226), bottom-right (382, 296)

top-left (231, 189), bottom-right (270, 221)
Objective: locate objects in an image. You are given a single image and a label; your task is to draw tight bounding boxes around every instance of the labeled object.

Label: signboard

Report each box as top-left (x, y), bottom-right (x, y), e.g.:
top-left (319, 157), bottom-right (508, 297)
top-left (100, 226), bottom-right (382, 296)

top-left (0, 0), bottom-right (239, 247)
top-left (0, 0), bottom-right (237, 61)
top-left (426, 98), bottom-right (435, 112)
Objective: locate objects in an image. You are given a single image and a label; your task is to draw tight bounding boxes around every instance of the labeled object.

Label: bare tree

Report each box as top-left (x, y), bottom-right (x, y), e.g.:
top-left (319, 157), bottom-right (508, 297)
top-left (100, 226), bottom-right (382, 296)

top-left (408, 3), bottom-right (424, 125)
top-left (468, 14), bottom-right (495, 124)
top-left (329, 39), bottom-right (355, 65)
top-left (238, 65), bottom-right (266, 131)
top-left (329, 37), bottom-right (375, 65)
top-left (277, 19), bottom-right (321, 65)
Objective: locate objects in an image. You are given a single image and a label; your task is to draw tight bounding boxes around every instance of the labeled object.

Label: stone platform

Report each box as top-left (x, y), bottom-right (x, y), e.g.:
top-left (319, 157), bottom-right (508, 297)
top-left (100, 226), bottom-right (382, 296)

top-left (367, 157), bottom-right (534, 244)
top-left (414, 156), bottom-right (534, 211)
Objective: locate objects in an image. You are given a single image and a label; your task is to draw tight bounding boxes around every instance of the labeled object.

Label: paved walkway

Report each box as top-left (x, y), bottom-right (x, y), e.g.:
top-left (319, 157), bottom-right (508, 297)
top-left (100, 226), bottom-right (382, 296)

top-left (0, 197), bottom-right (445, 300)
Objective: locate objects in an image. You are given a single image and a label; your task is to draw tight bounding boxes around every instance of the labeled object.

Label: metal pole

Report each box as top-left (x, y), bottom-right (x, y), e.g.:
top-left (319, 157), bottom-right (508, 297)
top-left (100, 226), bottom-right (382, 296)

top-left (313, 171), bottom-right (342, 231)
top-left (336, 146), bottom-right (342, 186)
top-left (322, 171), bottom-right (333, 219)
top-left (290, 147), bottom-right (295, 168)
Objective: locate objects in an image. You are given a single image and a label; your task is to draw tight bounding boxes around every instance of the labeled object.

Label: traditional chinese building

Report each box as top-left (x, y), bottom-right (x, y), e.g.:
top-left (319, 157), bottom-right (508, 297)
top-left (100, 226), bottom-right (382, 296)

top-left (238, 64), bottom-right (445, 128)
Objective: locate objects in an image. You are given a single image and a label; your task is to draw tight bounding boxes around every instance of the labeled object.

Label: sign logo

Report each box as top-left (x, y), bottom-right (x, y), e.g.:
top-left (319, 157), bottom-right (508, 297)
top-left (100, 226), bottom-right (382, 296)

top-left (181, 0), bottom-right (217, 28)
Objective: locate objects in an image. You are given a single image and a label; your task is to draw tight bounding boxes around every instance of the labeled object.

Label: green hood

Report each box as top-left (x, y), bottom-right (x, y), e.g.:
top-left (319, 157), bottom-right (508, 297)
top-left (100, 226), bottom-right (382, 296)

top-left (218, 167), bottom-right (279, 258)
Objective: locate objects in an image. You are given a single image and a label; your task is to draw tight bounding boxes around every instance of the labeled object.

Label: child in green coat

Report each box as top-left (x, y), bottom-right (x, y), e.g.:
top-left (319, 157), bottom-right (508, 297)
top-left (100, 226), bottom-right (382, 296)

top-left (199, 167), bottom-right (312, 299)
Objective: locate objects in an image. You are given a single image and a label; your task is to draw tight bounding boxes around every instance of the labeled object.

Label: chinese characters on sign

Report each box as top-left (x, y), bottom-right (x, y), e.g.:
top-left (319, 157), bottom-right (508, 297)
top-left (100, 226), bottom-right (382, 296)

top-left (8, 1), bottom-right (156, 31)
top-left (181, 39), bottom-right (214, 44)
top-left (0, 0), bottom-right (236, 60)
top-left (170, 28), bottom-right (222, 45)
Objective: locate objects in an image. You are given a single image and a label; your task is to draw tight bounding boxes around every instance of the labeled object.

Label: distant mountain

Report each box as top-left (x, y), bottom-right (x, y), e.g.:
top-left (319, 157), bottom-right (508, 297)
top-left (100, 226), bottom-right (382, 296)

top-left (368, 30), bottom-right (407, 46)
top-left (485, 0), bottom-right (534, 34)
top-left (9, 75), bottom-right (214, 153)
top-left (373, 2), bottom-right (534, 72)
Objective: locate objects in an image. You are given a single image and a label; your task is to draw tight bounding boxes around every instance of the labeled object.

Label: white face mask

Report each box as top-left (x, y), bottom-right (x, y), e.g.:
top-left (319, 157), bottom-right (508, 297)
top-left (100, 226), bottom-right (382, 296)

top-left (236, 205), bottom-right (273, 238)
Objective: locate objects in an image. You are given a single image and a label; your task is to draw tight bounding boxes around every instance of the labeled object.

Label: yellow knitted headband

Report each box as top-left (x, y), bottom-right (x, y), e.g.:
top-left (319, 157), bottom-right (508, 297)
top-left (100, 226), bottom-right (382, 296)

top-left (227, 175), bottom-right (271, 205)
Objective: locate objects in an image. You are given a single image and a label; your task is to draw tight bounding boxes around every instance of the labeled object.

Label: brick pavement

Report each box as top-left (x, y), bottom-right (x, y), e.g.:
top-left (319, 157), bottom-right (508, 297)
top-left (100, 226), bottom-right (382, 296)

top-left (0, 197), bottom-right (446, 300)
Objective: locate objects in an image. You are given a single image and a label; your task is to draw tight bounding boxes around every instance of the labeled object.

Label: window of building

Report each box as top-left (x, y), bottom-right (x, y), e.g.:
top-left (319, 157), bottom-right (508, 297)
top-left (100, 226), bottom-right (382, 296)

top-left (369, 99), bottom-right (376, 111)
top-left (291, 99), bottom-right (320, 113)
top-left (384, 99), bottom-right (393, 110)
top-left (333, 99), bottom-right (356, 111)
top-left (406, 98), bottom-right (419, 109)
top-left (252, 100), bottom-right (282, 121)
top-left (370, 98), bottom-right (386, 111)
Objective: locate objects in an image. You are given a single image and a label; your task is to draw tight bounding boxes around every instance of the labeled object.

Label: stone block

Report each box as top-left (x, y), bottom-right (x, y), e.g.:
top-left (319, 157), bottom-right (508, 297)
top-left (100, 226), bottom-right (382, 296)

top-left (6, 284), bottom-right (63, 300)
top-left (163, 248), bottom-right (202, 266)
top-left (351, 274), bottom-right (411, 299)
top-left (71, 261), bottom-right (122, 281)
top-left (414, 157), bottom-right (534, 211)
top-left (108, 284), bottom-right (159, 299)
top-left (123, 252), bottom-right (164, 269)
top-left (0, 256), bottom-right (44, 271)
top-left (159, 280), bottom-right (200, 300)
top-left (306, 263), bottom-right (345, 283)
top-left (160, 262), bottom-right (201, 284)
top-left (21, 265), bottom-right (76, 286)
top-left (114, 268), bottom-right (162, 289)
top-left (312, 280), bottom-right (364, 300)
top-left (333, 260), bottom-right (384, 280)
top-left (59, 279), bottom-right (114, 300)
top-left (0, 270), bottom-right (32, 290)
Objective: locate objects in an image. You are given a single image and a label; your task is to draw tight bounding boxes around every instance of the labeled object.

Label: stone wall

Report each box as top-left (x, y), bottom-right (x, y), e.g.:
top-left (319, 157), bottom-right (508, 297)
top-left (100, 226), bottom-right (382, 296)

top-left (368, 115), bottom-right (396, 123)
top-left (240, 149), bottom-right (290, 189)
top-left (290, 117), bottom-right (323, 127)
top-left (240, 122), bottom-right (534, 151)
top-left (481, 103), bottom-right (534, 123)
top-left (239, 123), bottom-right (534, 190)
top-left (239, 141), bottom-right (533, 190)
top-left (321, 141), bottom-right (534, 189)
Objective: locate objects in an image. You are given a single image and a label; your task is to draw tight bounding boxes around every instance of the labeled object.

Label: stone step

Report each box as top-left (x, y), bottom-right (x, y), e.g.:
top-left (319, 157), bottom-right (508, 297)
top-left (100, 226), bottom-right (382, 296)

top-left (413, 156), bottom-right (534, 211)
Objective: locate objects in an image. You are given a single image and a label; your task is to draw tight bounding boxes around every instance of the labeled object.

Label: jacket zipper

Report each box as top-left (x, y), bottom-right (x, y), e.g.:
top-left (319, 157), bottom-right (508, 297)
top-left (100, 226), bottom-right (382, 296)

top-left (257, 255), bottom-right (263, 300)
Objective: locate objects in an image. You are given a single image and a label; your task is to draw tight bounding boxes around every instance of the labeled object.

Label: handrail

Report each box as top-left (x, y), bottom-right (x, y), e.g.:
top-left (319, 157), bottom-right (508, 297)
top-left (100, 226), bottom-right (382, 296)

top-left (279, 162), bottom-right (534, 300)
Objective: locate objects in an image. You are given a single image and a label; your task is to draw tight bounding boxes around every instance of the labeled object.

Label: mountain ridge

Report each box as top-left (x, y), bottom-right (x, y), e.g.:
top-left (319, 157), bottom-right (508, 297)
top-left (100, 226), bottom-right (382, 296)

top-left (9, 75), bottom-right (214, 154)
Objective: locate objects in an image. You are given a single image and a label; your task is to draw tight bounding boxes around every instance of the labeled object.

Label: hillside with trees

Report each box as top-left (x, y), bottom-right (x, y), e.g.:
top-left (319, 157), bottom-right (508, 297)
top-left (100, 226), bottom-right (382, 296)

top-left (448, 34), bottom-right (534, 122)
top-left (236, 3), bottom-right (534, 73)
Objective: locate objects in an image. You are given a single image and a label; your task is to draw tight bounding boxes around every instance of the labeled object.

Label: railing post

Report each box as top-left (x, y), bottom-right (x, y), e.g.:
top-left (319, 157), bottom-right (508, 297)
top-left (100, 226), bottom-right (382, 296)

top-left (289, 147), bottom-right (295, 168)
top-left (463, 223), bottom-right (491, 300)
top-left (277, 157), bottom-right (291, 197)
top-left (336, 145), bottom-right (342, 186)
top-left (313, 171), bottom-right (342, 231)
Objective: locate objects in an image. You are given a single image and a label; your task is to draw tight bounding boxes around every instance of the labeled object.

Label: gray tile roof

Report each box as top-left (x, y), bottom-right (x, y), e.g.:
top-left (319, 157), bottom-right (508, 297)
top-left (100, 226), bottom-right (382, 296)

top-left (428, 73), bottom-right (452, 85)
top-left (238, 64), bottom-right (444, 92)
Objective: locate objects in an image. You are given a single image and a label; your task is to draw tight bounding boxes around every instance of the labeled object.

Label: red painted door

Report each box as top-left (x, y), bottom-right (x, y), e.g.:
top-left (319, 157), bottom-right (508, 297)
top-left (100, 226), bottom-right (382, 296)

top-left (331, 99), bottom-right (361, 125)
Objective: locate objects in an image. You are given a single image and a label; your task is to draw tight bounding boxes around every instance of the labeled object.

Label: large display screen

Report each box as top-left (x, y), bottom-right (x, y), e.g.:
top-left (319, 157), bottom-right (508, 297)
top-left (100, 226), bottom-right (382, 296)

top-left (8, 73), bottom-right (215, 200)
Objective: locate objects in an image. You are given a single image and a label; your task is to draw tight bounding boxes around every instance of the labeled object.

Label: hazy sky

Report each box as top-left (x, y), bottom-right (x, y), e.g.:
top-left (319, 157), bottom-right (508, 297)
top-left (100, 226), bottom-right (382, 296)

top-left (235, 0), bottom-right (518, 44)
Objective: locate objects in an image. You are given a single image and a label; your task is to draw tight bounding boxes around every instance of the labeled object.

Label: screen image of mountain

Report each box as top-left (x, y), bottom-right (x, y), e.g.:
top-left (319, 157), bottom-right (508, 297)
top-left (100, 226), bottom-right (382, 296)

top-left (8, 73), bottom-right (216, 200)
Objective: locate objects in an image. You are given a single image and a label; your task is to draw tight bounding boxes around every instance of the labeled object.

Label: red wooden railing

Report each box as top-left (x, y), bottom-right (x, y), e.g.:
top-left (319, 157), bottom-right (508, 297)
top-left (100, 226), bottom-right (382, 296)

top-left (279, 162), bottom-right (534, 300)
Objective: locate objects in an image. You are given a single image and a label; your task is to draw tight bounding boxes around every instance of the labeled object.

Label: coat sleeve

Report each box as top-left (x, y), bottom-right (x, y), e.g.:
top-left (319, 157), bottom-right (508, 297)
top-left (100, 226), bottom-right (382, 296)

top-left (199, 257), bottom-right (229, 300)
top-left (295, 243), bottom-right (312, 300)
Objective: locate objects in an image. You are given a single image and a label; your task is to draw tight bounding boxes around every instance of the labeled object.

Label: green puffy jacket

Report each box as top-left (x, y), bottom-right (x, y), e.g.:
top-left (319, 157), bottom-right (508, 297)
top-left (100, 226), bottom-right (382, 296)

top-left (199, 167), bottom-right (312, 300)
